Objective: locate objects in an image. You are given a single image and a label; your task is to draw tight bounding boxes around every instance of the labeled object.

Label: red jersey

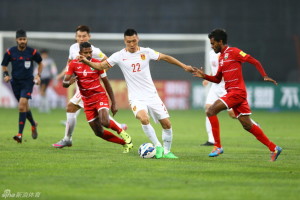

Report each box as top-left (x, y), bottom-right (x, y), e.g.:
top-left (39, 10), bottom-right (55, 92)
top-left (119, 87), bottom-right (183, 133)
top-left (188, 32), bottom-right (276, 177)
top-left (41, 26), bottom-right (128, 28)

top-left (205, 46), bottom-right (267, 97)
top-left (66, 58), bottom-right (107, 105)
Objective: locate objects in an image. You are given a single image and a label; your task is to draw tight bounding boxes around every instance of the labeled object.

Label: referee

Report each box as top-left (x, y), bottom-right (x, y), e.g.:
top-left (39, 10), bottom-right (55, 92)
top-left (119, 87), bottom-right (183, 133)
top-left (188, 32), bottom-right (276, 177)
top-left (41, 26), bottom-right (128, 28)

top-left (1, 29), bottom-right (43, 143)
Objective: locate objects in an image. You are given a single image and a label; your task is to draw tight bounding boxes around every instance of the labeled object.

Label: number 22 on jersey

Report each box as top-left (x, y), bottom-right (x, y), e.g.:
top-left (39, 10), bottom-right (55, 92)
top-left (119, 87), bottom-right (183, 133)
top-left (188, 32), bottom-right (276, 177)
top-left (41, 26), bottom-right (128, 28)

top-left (131, 63), bottom-right (141, 72)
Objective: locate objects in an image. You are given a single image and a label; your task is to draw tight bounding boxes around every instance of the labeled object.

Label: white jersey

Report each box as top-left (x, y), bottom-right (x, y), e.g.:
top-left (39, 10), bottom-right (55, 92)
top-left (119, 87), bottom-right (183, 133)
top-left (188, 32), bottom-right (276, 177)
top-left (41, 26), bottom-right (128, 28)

top-left (206, 50), bottom-right (226, 104)
top-left (68, 43), bottom-right (106, 61)
top-left (107, 47), bottom-right (160, 101)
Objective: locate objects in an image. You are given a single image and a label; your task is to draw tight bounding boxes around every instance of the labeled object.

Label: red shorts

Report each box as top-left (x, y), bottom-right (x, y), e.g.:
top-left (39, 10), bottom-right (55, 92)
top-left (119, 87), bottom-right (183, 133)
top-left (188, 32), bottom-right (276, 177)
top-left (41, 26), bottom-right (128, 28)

top-left (220, 92), bottom-right (251, 117)
top-left (84, 98), bottom-right (110, 122)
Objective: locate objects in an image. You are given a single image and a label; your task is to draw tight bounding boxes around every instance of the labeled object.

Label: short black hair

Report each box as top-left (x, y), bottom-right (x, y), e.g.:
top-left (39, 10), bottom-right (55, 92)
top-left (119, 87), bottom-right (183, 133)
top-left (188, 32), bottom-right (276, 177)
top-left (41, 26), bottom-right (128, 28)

top-left (208, 29), bottom-right (227, 44)
top-left (76, 25), bottom-right (90, 34)
top-left (16, 29), bottom-right (27, 38)
top-left (80, 42), bottom-right (92, 51)
top-left (124, 28), bottom-right (138, 37)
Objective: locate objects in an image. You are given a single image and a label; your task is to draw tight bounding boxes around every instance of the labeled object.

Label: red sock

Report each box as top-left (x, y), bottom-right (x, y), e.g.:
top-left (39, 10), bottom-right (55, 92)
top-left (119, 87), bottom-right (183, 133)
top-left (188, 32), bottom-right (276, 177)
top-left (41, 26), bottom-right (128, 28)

top-left (208, 116), bottom-right (221, 148)
top-left (100, 130), bottom-right (126, 145)
top-left (108, 120), bottom-right (122, 134)
top-left (248, 124), bottom-right (276, 151)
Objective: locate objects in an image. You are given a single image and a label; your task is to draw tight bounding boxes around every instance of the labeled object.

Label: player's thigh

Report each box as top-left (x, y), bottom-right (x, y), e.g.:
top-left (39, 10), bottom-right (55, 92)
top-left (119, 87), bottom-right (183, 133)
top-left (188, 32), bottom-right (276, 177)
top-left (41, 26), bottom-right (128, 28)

top-left (130, 100), bottom-right (149, 119)
top-left (207, 99), bottom-right (227, 116)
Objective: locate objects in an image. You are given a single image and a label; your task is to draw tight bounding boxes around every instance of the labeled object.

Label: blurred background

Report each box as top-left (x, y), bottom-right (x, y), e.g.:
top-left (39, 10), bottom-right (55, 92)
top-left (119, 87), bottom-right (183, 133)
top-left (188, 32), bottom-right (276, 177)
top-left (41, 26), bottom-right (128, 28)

top-left (0, 0), bottom-right (299, 111)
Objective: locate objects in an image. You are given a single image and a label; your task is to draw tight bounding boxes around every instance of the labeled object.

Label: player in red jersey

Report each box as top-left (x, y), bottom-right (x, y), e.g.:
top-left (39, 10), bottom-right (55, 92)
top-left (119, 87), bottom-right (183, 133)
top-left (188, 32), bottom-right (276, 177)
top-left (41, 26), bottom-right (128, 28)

top-left (62, 42), bottom-right (133, 153)
top-left (192, 29), bottom-right (282, 161)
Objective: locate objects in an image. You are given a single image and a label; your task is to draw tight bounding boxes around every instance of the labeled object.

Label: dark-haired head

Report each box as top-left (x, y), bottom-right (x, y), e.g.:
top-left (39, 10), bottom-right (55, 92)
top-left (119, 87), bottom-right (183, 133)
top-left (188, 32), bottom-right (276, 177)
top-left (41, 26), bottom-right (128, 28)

top-left (76, 25), bottom-right (90, 34)
top-left (80, 42), bottom-right (92, 51)
top-left (124, 29), bottom-right (138, 37)
top-left (208, 29), bottom-right (227, 45)
top-left (16, 29), bottom-right (27, 38)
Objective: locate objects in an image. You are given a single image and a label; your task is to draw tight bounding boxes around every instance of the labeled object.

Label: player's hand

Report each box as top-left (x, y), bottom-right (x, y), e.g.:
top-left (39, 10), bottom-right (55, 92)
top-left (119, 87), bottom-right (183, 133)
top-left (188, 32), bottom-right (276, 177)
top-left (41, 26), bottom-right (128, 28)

top-left (34, 75), bottom-right (41, 85)
top-left (69, 76), bottom-right (77, 85)
top-left (77, 55), bottom-right (88, 63)
top-left (184, 65), bottom-right (195, 73)
top-left (111, 103), bottom-right (118, 116)
top-left (264, 76), bottom-right (278, 85)
top-left (4, 76), bottom-right (11, 83)
top-left (202, 80), bottom-right (209, 86)
top-left (192, 67), bottom-right (205, 78)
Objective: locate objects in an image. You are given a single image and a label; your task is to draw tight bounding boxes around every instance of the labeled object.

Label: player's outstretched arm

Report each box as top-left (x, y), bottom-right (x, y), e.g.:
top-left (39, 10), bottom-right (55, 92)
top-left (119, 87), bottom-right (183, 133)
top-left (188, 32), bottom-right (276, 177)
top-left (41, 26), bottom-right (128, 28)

top-left (264, 76), bottom-right (278, 85)
top-left (159, 53), bottom-right (194, 72)
top-left (78, 55), bottom-right (110, 71)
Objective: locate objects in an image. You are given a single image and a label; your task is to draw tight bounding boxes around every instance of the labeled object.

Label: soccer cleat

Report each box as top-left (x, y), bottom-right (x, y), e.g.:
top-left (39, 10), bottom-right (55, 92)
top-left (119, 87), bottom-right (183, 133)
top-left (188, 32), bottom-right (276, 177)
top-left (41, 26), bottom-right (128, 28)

top-left (121, 124), bottom-right (128, 131)
top-left (155, 146), bottom-right (164, 159)
top-left (163, 152), bottom-right (178, 159)
top-left (208, 146), bottom-right (224, 157)
top-left (52, 139), bottom-right (72, 148)
top-left (270, 146), bottom-right (282, 162)
top-left (119, 130), bottom-right (132, 144)
top-left (123, 142), bottom-right (133, 153)
top-left (201, 141), bottom-right (214, 146)
top-left (13, 134), bottom-right (22, 143)
top-left (31, 122), bottom-right (38, 139)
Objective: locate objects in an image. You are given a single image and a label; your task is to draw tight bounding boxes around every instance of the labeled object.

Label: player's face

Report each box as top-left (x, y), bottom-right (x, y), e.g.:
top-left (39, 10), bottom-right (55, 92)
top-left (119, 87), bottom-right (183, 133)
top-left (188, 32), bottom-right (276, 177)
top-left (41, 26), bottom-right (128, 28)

top-left (210, 38), bottom-right (222, 53)
top-left (16, 37), bottom-right (27, 49)
top-left (124, 35), bottom-right (139, 53)
top-left (79, 47), bottom-right (92, 60)
top-left (76, 31), bottom-right (91, 43)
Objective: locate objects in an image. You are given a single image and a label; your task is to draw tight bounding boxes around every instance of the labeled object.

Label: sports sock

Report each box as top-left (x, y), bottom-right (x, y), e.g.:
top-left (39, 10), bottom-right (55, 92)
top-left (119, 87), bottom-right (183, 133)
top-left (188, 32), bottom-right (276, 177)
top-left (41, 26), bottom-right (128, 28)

top-left (162, 128), bottom-right (173, 154)
top-left (142, 124), bottom-right (162, 147)
top-left (248, 124), bottom-right (276, 151)
top-left (26, 110), bottom-right (36, 126)
top-left (208, 116), bottom-right (221, 148)
top-left (18, 112), bottom-right (27, 134)
top-left (63, 112), bottom-right (77, 141)
top-left (108, 119), bottom-right (122, 134)
top-left (109, 115), bottom-right (122, 128)
top-left (99, 130), bottom-right (126, 145)
top-left (206, 117), bottom-right (215, 143)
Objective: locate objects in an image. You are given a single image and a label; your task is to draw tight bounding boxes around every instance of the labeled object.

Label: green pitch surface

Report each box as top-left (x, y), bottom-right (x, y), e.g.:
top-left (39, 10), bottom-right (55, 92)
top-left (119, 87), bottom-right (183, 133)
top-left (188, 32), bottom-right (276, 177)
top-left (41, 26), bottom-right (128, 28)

top-left (0, 108), bottom-right (299, 200)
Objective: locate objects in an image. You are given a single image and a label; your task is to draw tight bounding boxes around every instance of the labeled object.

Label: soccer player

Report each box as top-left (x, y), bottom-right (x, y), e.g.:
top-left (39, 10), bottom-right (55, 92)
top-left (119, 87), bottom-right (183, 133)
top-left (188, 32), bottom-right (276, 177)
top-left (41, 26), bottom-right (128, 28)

top-left (78, 28), bottom-right (194, 159)
top-left (52, 25), bottom-right (127, 148)
top-left (62, 42), bottom-right (133, 153)
top-left (1, 29), bottom-right (43, 143)
top-left (192, 29), bottom-right (282, 161)
top-left (201, 50), bottom-right (258, 146)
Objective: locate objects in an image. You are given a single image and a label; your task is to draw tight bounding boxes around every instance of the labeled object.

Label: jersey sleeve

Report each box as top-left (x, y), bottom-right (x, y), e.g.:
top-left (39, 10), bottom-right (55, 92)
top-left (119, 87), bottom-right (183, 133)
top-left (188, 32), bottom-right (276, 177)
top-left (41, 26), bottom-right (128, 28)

top-left (92, 46), bottom-right (106, 61)
top-left (232, 48), bottom-right (250, 63)
top-left (147, 48), bottom-right (160, 60)
top-left (106, 52), bottom-right (119, 67)
top-left (1, 50), bottom-right (11, 66)
top-left (68, 44), bottom-right (77, 60)
top-left (65, 62), bottom-right (74, 75)
top-left (32, 50), bottom-right (43, 63)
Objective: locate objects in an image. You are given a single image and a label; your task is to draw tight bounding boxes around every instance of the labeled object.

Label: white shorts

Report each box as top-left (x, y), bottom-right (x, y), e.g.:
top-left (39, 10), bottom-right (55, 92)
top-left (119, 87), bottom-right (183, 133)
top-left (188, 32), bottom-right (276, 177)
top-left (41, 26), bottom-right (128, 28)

top-left (129, 95), bottom-right (169, 123)
top-left (206, 83), bottom-right (227, 105)
top-left (70, 90), bottom-right (84, 108)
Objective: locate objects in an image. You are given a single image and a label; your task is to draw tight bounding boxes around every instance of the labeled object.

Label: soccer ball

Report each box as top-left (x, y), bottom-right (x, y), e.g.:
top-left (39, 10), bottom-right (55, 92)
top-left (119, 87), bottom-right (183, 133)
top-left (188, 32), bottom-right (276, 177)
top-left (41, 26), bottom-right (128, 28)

top-left (138, 143), bottom-right (156, 158)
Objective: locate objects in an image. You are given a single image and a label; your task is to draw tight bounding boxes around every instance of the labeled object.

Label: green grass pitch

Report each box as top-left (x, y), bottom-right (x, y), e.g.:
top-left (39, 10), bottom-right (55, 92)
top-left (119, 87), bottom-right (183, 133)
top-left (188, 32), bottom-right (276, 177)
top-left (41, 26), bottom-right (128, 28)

top-left (0, 108), bottom-right (299, 200)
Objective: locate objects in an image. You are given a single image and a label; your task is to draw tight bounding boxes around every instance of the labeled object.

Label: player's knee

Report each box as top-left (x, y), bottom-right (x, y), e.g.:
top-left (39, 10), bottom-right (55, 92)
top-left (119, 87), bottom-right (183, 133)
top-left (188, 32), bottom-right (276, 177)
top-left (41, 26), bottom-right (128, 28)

top-left (138, 115), bottom-right (150, 125)
top-left (100, 118), bottom-right (110, 128)
top-left (94, 130), bottom-right (104, 137)
top-left (206, 109), bottom-right (215, 117)
top-left (162, 123), bottom-right (171, 129)
top-left (242, 123), bottom-right (252, 131)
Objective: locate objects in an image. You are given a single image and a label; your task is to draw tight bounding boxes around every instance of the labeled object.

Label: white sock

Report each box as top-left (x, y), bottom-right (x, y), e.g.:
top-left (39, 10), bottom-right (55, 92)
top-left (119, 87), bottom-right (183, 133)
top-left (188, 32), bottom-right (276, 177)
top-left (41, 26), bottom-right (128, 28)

top-left (109, 115), bottom-right (122, 129)
top-left (206, 117), bottom-right (215, 143)
top-left (162, 128), bottom-right (173, 154)
top-left (63, 112), bottom-right (77, 141)
top-left (141, 124), bottom-right (162, 147)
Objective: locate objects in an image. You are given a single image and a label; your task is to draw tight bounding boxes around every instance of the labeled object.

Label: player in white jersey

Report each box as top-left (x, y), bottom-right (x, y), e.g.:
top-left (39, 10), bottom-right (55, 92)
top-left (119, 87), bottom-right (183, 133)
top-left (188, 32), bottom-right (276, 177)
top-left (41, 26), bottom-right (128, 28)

top-left (53, 25), bottom-right (128, 148)
top-left (79, 28), bottom-right (194, 159)
top-left (201, 50), bottom-right (258, 146)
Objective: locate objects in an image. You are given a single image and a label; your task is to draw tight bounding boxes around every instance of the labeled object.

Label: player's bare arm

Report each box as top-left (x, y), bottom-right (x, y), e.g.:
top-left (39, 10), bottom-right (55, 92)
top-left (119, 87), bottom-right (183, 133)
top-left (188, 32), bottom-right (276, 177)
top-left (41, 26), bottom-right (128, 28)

top-left (34, 62), bottom-right (43, 85)
top-left (62, 74), bottom-right (77, 88)
top-left (159, 53), bottom-right (194, 72)
top-left (2, 66), bottom-right (11, 82)
top-left (101, 76), bottom-right (118, 116)
top-left (78, 55), bottom-right (110, 71)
